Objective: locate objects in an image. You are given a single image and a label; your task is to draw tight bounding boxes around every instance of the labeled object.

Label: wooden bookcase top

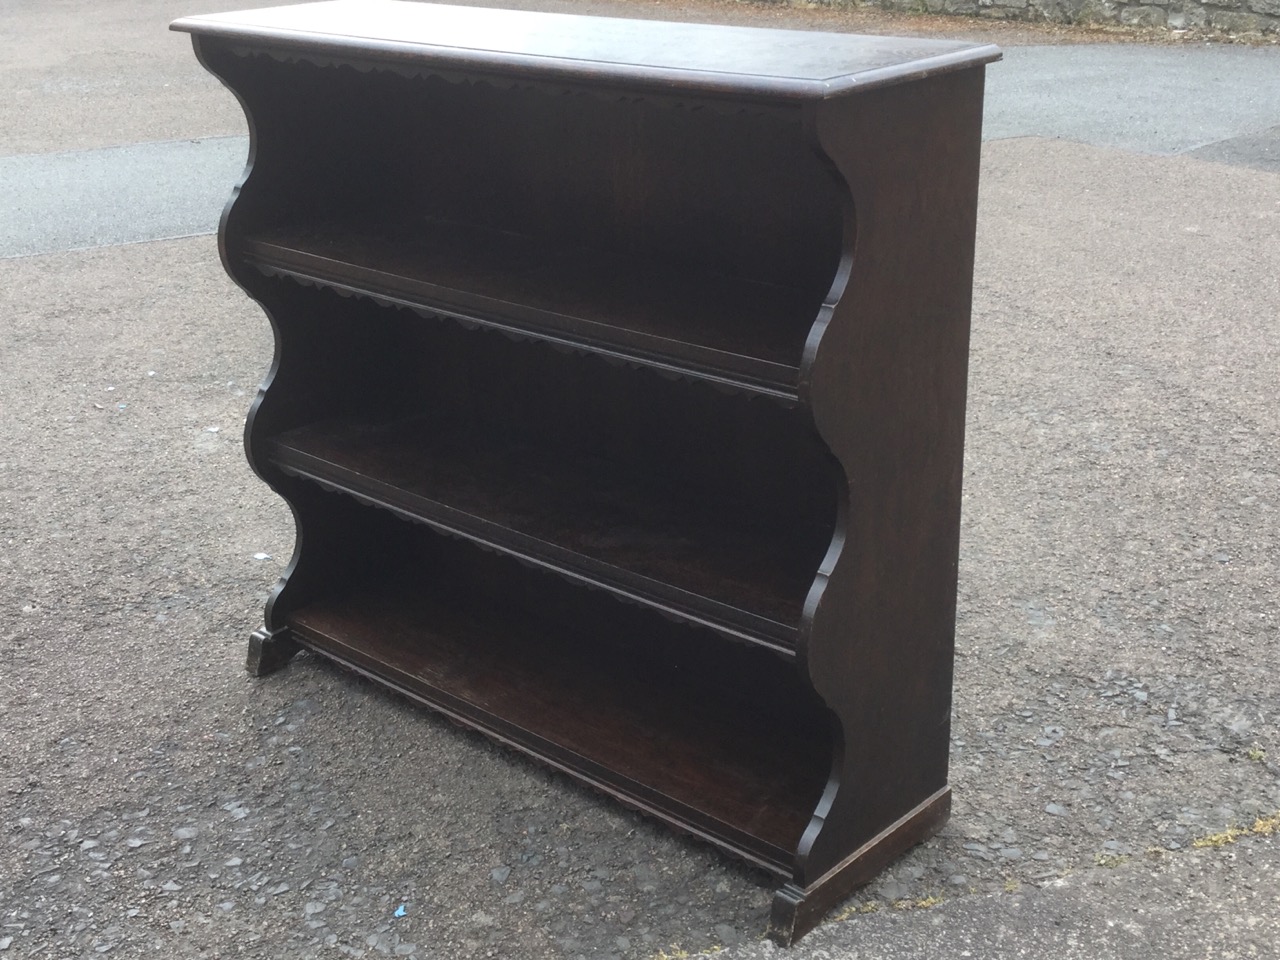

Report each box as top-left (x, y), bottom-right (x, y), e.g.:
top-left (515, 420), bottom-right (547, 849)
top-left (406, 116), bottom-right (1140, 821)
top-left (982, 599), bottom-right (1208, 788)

top-left (171, 0), bottom-right (1000, 100)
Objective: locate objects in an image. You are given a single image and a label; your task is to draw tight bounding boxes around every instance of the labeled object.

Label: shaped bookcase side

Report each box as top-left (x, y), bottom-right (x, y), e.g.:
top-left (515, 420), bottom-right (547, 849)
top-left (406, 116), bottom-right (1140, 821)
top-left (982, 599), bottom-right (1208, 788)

top-left (770, 68), bottom-right (990, 942)
top-left (189, 35), bottom-right (307, 649)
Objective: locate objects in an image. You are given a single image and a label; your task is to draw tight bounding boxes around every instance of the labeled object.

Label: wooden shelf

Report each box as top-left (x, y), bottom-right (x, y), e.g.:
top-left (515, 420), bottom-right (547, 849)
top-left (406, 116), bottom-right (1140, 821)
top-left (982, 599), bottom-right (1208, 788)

top-left (287, 565), bottom-right (830, 872)
top-left (244, 222), bottom-right (819, 400)
top-left (267, 417), bottom-right (822, 652)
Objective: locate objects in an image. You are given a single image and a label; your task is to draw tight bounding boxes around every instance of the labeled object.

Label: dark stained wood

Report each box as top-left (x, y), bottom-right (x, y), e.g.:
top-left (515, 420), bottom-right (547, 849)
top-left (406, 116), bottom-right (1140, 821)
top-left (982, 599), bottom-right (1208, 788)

top-left (768, 788), bottom-right (951, 943)
top-left (179, 1), bottom-right (997, 945)
top-left (268, 416), bottom-right (819, 651)
top-left (791, 69), bottom-right (988, 904)
top-left (171, 0), bottom-right (998, 101)
top-left (244, 222), bottom-right (817, 398)
top-left (284, 511), bottom-right (832, 871)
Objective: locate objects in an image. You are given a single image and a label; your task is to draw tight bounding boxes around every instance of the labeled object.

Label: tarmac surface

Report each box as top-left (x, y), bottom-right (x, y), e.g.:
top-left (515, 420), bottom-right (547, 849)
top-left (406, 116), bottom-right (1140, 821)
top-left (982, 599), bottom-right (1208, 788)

top-left (2, 2), bottom-right (1278, 958)
top-left (6, 35), bottom-right (1280, 259)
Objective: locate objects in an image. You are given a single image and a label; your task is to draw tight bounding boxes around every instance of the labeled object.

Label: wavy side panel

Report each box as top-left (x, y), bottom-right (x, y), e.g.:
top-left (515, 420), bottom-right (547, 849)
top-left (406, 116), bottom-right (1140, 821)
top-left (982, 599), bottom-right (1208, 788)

top-left (780, 67), bottom-right (989, 925)
top-left (192, 36), bottom-right (327, 633)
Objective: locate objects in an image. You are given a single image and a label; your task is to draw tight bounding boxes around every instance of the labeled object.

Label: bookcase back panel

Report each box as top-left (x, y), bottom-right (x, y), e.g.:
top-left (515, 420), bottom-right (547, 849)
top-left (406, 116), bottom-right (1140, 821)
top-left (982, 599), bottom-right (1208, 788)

top-left (214, 49), bottom-right (844, 298)
top-left (262, 278), bottom-right (839, 564)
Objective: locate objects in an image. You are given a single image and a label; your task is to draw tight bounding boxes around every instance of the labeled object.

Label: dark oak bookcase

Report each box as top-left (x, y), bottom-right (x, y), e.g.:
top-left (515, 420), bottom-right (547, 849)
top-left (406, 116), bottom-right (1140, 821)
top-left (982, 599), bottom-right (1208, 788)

top-left (174, 1), bottom-right (998, 943)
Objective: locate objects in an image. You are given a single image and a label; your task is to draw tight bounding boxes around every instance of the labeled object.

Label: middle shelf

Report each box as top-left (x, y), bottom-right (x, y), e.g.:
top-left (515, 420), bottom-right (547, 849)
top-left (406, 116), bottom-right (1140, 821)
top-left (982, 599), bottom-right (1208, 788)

top-left (253, 274), bottom-right (837, 655)
top-left (268, 416), bottom-right (821, 653)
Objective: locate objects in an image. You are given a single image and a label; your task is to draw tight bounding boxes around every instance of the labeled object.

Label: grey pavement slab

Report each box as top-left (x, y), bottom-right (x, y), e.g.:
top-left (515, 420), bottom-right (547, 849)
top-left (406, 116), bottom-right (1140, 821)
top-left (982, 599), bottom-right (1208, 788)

top-left (1187, 122), bottom-right (1280, 172)
top-left (985, 44), bottom-right (1280, 156)
top-left (0, 0), bottom-right (279, 156)
top-left (0, 137), bottom-right (246, 258)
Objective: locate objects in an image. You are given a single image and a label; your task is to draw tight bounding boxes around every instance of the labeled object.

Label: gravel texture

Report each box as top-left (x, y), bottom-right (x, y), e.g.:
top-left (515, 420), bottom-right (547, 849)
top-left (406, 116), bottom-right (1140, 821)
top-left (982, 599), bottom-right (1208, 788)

top-left (722, 835), bottom-right (1280, 959)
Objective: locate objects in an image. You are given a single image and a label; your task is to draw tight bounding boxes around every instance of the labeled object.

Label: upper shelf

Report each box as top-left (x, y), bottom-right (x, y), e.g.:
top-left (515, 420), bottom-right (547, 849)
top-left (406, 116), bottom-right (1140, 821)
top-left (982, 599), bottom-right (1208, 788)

top-left (171, 0), bottom-right (1000, 102)
top-left (244, 221), bottom-right (816, 400)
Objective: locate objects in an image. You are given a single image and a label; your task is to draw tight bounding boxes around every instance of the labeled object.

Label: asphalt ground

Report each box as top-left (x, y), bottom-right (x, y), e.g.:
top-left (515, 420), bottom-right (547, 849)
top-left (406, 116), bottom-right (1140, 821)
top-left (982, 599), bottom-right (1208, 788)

top-left (1, 2), bottom-right (1278, 958)
top-left (5, 34), bottom-right (1280, 259)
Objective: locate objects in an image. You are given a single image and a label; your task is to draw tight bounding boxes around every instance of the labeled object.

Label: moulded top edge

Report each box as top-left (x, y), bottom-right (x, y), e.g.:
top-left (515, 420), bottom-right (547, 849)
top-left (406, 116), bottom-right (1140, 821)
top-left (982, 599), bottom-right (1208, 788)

top-left (171, 0), bottom-right (1001, 101)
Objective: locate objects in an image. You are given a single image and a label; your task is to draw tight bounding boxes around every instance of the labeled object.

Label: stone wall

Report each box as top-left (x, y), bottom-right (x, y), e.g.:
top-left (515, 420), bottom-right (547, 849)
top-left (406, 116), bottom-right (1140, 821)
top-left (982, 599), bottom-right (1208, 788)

top-left (827, 0), bottom-right (1280, 33)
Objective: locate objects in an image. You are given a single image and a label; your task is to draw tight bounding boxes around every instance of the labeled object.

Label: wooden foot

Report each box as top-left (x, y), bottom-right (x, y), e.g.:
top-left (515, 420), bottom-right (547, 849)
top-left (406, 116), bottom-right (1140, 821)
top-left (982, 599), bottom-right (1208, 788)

top-left (247, 626), bottom-right (300, 677)
top-left (767, 787), bottom-right (951, 946)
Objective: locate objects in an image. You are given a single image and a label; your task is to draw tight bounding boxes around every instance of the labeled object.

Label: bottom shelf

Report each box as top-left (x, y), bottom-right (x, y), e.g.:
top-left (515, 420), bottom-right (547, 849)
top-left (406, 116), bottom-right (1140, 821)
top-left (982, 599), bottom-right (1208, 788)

top-left (284, 546), bottom-right (832, 873)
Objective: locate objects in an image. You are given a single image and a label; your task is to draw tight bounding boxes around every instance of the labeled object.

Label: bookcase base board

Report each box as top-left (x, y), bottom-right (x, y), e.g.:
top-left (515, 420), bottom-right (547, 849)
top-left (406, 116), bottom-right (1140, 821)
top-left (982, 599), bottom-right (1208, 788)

top-left (769, 789), bottom-right (951, 944)
top-left (246, 625), bottom-right (299, 677)
top-left (264, 620), bottom-right (951, 945)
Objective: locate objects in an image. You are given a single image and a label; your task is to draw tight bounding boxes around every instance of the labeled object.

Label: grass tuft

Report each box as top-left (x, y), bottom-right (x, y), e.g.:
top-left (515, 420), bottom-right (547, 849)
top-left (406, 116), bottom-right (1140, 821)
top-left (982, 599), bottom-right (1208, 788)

top-left (1191, 812), bottom-right (1280, 848)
